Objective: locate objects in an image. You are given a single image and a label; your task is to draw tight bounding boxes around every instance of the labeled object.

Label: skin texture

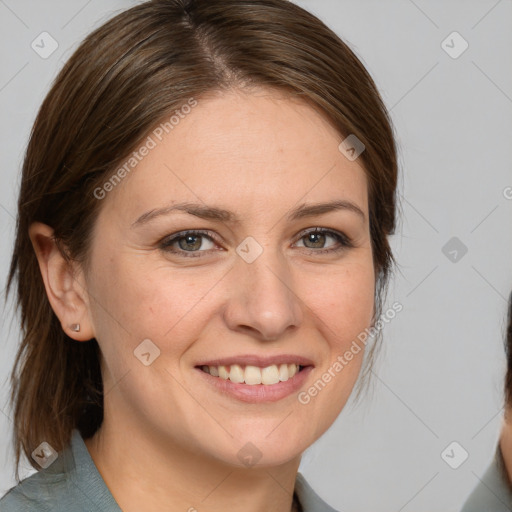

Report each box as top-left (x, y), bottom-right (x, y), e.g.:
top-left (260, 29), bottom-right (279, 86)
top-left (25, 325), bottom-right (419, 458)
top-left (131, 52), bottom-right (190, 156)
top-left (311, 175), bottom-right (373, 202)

top-left (29, 88), bottom-right (375, 512)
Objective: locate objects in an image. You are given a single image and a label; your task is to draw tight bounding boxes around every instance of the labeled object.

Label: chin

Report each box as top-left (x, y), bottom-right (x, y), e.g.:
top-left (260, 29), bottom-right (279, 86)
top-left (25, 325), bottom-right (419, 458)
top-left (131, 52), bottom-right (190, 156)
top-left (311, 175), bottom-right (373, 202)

top-left (203, 419), bottom-right (317, 469)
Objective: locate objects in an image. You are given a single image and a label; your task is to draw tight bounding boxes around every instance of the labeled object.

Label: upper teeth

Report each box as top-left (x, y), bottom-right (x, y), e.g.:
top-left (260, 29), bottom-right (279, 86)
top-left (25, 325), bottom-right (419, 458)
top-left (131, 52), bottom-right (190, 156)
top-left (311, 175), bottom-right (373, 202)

top-left (201, 363), bottom-right (300, 385)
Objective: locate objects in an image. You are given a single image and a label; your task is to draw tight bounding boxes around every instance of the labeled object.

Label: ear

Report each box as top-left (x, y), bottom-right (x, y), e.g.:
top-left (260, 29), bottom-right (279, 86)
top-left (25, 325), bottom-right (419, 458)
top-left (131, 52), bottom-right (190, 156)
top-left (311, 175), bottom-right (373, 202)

top-left (28, 222), bottom-right (95, 342)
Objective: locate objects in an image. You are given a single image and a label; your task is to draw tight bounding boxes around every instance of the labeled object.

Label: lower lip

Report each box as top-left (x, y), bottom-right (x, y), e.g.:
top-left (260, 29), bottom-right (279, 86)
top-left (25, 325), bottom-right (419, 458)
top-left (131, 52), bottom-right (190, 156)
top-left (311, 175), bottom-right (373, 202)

top-left (195, 366), bottom-right (313, 403)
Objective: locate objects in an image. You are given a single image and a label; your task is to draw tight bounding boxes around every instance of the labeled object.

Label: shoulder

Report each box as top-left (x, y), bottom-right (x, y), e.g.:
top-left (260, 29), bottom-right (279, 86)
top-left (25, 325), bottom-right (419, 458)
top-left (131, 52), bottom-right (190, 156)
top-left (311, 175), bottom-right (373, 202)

top-left (0, 469), bottom-right (68, 512)
top-left (295, 472), bottom-right (340, 512)
top-left (0, 429), bottom-right (118, 512)
top-left (461, 447), bottom-right (512, 512)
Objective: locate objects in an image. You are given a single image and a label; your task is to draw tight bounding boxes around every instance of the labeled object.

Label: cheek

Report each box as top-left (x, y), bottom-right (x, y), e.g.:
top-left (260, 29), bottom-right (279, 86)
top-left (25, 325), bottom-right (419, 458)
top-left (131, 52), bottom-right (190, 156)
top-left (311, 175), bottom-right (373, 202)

top-left (307, 259), bottom-right (375, 347)
top-left (293, 260), bottom-right (375, 440)
top-left (87, 253), bottom-right (225, 358)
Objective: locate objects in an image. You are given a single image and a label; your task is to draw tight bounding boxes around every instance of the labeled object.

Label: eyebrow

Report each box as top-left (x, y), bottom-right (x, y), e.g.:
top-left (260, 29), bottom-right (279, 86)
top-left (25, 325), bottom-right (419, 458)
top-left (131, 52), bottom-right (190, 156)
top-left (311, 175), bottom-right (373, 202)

top-left (131, 199), bottom-right (365, 227)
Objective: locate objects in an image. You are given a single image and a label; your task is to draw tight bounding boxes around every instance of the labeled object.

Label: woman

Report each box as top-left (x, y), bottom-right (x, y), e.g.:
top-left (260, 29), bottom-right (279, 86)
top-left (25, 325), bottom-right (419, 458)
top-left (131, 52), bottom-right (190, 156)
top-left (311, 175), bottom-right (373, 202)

top-left (0, 0), bottom-right (397, 510)
top-left (461, 293), bottom-right (512, 511)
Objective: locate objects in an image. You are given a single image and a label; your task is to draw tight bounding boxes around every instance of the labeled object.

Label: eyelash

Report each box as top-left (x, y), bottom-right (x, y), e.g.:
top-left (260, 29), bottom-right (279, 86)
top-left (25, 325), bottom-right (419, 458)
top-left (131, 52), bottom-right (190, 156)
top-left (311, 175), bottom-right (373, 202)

top-left (159, 228), bottom-right (353, 258)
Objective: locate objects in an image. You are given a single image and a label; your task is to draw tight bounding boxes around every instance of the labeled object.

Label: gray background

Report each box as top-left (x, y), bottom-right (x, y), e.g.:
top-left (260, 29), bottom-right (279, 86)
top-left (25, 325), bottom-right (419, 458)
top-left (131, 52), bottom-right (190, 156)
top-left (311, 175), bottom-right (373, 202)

top-left (1, 0), bottom-right (511, 510)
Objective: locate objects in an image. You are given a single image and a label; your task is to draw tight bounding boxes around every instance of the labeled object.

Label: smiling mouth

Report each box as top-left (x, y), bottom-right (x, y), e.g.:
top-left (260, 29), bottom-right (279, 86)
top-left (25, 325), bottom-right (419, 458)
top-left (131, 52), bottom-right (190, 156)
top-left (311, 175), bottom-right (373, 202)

top-left (198, 363), bottom-right (305, 385)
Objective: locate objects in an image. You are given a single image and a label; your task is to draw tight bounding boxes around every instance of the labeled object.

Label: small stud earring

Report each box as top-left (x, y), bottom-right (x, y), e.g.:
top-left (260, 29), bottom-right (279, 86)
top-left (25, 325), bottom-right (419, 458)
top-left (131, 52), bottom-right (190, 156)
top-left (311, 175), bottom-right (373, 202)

top-left (70, 323), bottom-right (81, 332)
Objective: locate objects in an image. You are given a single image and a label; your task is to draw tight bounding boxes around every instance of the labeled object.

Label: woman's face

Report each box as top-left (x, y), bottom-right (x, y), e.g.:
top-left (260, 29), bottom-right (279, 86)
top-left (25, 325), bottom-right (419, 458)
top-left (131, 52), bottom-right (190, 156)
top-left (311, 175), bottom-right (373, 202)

top-left (84, 88), bottom-right (375, 467)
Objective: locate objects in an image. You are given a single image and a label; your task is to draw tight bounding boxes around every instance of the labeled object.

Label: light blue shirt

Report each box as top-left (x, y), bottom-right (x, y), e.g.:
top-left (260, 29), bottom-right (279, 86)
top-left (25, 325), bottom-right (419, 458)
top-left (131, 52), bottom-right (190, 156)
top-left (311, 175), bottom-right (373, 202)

top-left (0, 429), bottom-right (339, 511)
top-left (461, 446), bottom-right (512, 512)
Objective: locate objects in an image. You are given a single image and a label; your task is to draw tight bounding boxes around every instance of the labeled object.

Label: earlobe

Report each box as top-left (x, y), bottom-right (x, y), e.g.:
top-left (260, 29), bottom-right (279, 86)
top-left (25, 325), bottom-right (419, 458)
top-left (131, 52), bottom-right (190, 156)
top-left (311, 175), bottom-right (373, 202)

top-left (28, 222), bottom-right (95, 342)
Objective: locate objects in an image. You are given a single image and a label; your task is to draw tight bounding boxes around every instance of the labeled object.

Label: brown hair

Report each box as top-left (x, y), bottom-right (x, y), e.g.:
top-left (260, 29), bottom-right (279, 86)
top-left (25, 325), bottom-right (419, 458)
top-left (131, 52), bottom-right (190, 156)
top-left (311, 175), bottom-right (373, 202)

top-left (6, 0), bottom-right (398, 477)
top-left (505, 292), bottom-right (512, 407)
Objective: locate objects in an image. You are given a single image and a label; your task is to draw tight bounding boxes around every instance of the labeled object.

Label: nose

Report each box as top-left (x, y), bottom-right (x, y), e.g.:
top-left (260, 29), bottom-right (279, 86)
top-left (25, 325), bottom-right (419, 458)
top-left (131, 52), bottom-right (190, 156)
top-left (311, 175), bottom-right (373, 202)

top-left (222, 250), bottom-right (303, 341)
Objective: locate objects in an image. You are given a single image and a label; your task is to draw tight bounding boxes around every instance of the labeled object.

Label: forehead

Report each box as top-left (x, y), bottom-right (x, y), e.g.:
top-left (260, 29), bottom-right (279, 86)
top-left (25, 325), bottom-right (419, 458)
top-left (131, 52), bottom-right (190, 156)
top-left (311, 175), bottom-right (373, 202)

top-left (99, 88), bottom-right (369, 223)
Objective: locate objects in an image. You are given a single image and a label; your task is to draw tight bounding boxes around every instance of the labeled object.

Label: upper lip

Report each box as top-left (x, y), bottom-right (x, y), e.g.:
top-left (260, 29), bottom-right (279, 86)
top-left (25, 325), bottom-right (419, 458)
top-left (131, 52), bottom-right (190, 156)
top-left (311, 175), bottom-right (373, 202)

top-left (195, 354), bottom-right (315, 368)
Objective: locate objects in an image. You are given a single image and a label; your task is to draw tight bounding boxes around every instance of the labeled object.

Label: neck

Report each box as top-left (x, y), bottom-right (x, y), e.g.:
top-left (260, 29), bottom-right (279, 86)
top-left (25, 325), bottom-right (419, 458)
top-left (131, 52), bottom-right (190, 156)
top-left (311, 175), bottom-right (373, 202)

top-left (84, 414), bottom-right (301, 512)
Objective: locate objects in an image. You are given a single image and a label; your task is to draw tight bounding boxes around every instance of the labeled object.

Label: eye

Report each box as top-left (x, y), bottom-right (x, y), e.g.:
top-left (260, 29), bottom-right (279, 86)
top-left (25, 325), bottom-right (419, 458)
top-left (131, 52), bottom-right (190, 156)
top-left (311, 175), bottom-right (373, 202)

top-left (160, 230), bottom-right (218, 257)
top-left (159, 227), bottom-right (352, 259)
top-left (294, 228), bottom-right (352, 254)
